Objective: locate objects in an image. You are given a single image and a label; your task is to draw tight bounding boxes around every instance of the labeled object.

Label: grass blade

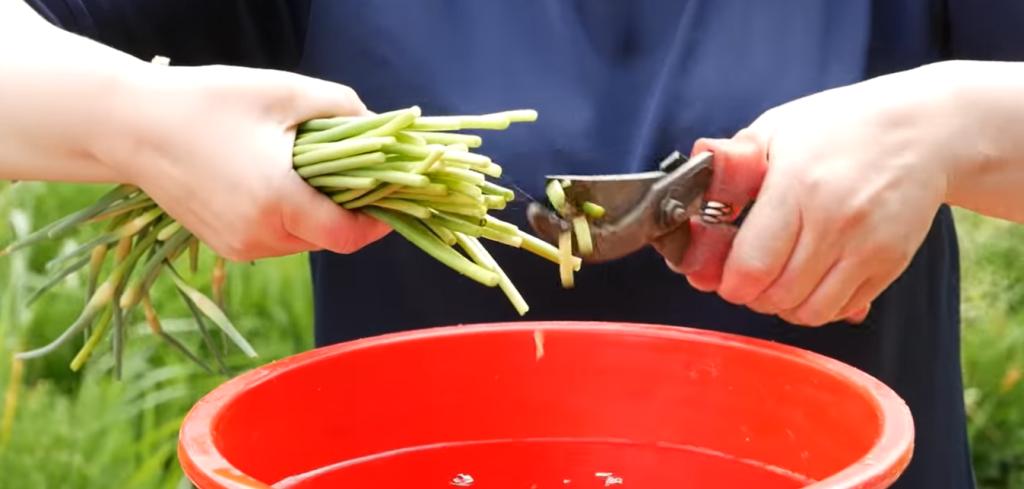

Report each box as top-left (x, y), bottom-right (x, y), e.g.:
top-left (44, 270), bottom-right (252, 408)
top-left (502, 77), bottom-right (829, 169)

top-left (176, 287), bottom-right (229, 376)
top-left (25, 255), bottom-right (90, 306)
top-left (69, 305), bottom-right (113, 371)
top-left (169, 268), bottom-right (257, 358)
top-left (143, 296), bottom-right (213, 375)
top-left (112, 301), bottom-right (125, 380)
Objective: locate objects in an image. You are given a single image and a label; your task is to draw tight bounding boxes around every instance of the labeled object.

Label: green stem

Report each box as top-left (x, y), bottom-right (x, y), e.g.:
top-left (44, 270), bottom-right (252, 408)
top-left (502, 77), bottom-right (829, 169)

top-left (479, 181), bottom-right (515, 201)
top-left (389, 183), bottom-right (448, 196)
top-left (519, 230), bottom-right (581, 270)
top-left (431, 167), bottom-right (485, 184)
top-left (342, 184), bottom-right (403, 209)
top-left (430, 177), bottom-right (483, 199)
top-left (455, 233), bottom-right (529, 315)
top-left (546, 180), bottom-right (566, 212)
top-left (292, 137), bottom-right (395, 166)
top-left (494, 109), bottom-right (538, 122)
top-left (368, 199), bottom-right (432, 219)
top-left (295, 110), bottom-right (406, 145)
top-left (352, 106), bottom-right (420, 139)
top-left (484, 195), bottom-right (507, 210)
top-left (427, 213), bottom-right (485, 237)
top-left (403, 131), bottom-right (482, 148)
top-left (25, 255), bottom-right (91, 306)
top-left (394, 131), bottom-right (426, 145)
top-left (391, 191), bottom-right (481, 206)
top-left (582, 201), bottom-right (606, 219)
top-left (485, 215), bottom-right (519, 234)
top-left (111, 301), bottom-right (125, 380)
top-left (423, 219), bottom-right (457, 246)
top-left (296, 153), bottom-right (386, 178)
top-left (177, 288), bottom-right (230, 376)
top-left (69, 305), bottom-right (113, 371)
top-left (572, 216), bottom-right (593, 255)
top-left (44, 233), bottom-right (120, 272)
top-left (330, 187), bottom-right (374, 204)
top-left (364, 208), bottom-right (499, 287)
top-left (481, 227), bottom-right (522, 248)
top-left (427, 202), bottom-right (487, 219)
top-left (307, 175), bottom-right (379, 189)
top-left (441, 150), bottom-right (491, 168)
top-left (341, 169), bottom-right (429, 187)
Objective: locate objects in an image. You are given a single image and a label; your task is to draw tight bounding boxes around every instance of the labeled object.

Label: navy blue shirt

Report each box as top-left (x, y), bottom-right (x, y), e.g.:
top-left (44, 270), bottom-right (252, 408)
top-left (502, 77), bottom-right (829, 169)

top-left (29, 1), bottom-right (1024, 487)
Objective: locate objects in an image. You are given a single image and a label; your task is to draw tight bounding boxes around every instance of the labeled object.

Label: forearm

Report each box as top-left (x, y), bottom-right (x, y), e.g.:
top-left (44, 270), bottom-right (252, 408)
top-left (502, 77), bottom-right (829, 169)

top-left (938, 60), bottom-right (1024, 223)
top-left (0, 1), bottom-right (150, 183)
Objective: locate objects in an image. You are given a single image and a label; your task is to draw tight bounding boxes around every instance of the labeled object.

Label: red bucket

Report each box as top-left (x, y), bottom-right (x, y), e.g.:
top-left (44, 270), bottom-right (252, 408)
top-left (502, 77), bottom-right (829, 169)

top-left (178, 322), bottom-right (913, 488)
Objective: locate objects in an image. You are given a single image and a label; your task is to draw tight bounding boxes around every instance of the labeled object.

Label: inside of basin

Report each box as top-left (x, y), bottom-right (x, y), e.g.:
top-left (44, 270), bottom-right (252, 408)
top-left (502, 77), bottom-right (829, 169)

top-left (200, 323), bottom-right (899, 488)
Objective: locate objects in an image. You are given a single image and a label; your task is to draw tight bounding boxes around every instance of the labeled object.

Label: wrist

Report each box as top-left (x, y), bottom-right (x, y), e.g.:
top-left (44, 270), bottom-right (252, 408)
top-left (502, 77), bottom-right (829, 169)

top-left (85, 58), bottom-right (170, 187)
top-left (901, 61), bottom-right (987, 207)
top-left (919, 60), bottom-right (1021, 209)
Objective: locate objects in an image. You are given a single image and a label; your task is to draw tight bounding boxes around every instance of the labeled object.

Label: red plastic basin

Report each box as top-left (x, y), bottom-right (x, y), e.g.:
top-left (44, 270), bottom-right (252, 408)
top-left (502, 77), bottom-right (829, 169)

top-left (178, 322), bottom-right (914, 488)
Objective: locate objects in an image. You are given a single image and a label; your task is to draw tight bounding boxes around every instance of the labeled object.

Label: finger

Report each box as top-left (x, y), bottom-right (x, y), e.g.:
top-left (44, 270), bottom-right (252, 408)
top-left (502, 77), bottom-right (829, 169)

top-left (753, 221), bottom-right (842, 314)
top-left (717, 183), bottom-right (801, 305)
top-left (845, 304), bottom-right (871, 324)
top-left (272, 71), bottom-right (368, 123)
top-left (678, 133), bottom-right (768, 290)
top-left (782, 258), bottom-right (864, 327)
top-left (836, 273), bottom-right (895, 320)
top-left (280, 174), bottom-right (391, 254)
top-left (679, 222), bottom-right (736, 291)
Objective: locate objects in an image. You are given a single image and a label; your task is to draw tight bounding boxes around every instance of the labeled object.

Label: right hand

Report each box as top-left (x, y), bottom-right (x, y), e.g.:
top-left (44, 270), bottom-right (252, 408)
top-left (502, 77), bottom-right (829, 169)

top-left (102, 63), bottom-right (390, 261)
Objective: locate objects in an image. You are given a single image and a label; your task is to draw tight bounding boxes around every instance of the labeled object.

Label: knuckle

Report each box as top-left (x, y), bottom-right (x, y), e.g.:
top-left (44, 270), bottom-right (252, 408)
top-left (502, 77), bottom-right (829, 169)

top-left (759, 283), bottom-right (803, 311)
top-left (216, 242), bottom-right (247, 263)
top-left (791, 304), bottom-right (832, 327)
top-left (838, 200), bottom-right (872, 232)
top-left (338, 85), bottom-right (364, 111)
top-left (727, 258), bottom-right (776, 290)
top-left (331, 233), bottom-right (359, 254)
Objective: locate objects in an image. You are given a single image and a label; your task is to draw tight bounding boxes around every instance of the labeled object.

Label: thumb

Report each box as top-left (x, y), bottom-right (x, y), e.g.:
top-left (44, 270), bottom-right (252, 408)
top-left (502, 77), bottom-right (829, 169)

top-left (280, 174), bottom-right (391, 254)
top-left (270, 71), bottom-right (368, 124)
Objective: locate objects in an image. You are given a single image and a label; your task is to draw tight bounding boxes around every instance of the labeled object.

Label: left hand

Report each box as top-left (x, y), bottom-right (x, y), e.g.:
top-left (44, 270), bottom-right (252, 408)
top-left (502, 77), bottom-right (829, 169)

top-left (668, 64), bottom-right (968, 326)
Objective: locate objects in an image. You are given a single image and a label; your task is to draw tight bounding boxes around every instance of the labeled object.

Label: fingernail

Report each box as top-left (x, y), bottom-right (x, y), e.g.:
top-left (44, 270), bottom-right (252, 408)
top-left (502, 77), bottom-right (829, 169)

top-left (845, 304), bottom-right (871, 324)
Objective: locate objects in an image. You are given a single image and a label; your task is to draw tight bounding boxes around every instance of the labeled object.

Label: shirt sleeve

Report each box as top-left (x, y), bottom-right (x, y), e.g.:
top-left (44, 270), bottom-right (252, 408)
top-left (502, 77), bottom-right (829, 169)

top-left (946, 0), bottom-right (1024, 60)
top-left (23, 0), bottom-right (311, 69)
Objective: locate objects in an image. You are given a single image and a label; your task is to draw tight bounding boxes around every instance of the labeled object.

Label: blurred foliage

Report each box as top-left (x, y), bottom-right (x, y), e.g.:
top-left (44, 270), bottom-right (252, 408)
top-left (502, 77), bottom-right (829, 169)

top-left (0, 182), bottom-right (314, 488)
top-left (0, 184), bottom-right (1021, 488)
top-left (956, 209), bottom-right (1024, 489)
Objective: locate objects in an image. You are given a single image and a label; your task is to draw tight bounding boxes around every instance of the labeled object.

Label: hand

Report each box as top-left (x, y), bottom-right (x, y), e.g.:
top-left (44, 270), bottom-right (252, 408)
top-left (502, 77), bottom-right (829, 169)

top-left (103, 63), bottom-right (391, 261)
top-left (670, 64), bottom-right (967, 326)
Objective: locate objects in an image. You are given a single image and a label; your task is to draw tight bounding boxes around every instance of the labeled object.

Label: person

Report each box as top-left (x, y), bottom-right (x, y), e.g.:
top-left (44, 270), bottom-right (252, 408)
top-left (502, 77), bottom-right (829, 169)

top-left (4, 1), bottom-right (1024, 487)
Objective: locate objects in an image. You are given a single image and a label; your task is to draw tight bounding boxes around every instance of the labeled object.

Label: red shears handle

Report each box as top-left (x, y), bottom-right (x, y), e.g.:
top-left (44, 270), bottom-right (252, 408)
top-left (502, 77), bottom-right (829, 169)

top-left (674, 134), bottom-right (768, 291)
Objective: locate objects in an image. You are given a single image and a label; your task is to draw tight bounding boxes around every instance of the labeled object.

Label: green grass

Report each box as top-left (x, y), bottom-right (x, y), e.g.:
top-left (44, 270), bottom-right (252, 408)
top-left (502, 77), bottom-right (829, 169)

top-left (0, 183), bottom-right (1022, 488)
top-left (0, 182), bottom-right (314, 489)
top-left (956, 209), bottom-right (1024, 489)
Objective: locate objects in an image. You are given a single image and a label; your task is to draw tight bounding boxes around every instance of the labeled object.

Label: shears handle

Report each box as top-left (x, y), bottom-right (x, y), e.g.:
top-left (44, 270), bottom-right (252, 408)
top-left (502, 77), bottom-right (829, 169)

top-left (660, 134), bottom-right (768, 290)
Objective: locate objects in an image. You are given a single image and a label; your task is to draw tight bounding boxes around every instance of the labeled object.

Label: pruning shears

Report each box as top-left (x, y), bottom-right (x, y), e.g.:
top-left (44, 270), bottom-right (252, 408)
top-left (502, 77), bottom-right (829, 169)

top-left (526, 137), bottom-right (768, 284)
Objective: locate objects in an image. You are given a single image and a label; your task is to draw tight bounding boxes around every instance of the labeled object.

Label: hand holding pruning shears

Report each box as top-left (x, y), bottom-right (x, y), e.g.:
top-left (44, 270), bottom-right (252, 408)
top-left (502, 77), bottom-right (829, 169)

top-left (530, 63), bottom-right (986, 326)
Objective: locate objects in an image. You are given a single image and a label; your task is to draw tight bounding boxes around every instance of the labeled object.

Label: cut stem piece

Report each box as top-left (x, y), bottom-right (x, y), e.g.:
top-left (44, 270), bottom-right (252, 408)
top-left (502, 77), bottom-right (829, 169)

top-left (572, 216), bottom-right (593, 255)
top-left (582, 201), bottom-right (606, 219)
top-left (558, 230), bottom-right (575, 289)
top-left (546, 180), bottom-right (566, 213)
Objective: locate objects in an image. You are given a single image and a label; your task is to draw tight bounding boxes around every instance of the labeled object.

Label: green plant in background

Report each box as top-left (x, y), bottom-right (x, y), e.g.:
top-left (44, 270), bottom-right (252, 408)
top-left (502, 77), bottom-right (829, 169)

top-left (0, 181), bottom-right (317, 488)
top-left (956, 209), bottom-right (1024, 489)
top-left (2, 183), bottom-right (1023, 488)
